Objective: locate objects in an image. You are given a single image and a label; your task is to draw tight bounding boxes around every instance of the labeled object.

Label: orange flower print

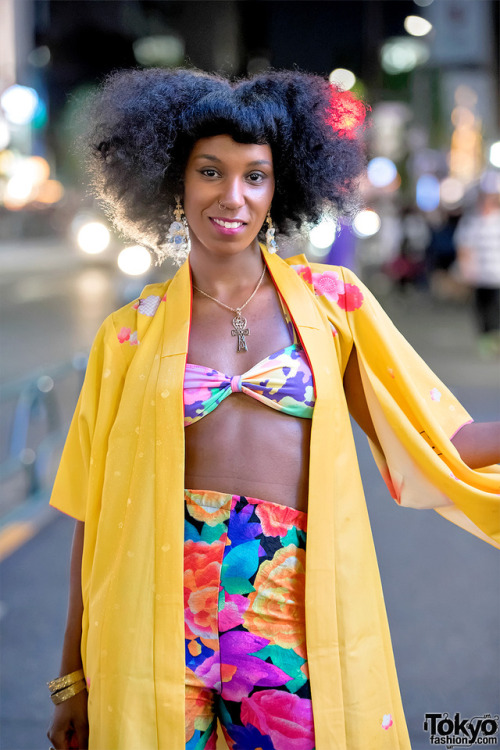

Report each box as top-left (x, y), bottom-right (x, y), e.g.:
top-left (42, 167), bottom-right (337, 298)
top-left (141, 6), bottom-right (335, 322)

top-left (184, 539), bottom-right (225, 643)
top-left (185, 684), bottom-right (214, 743)
top-left (254, 501), bottom-right (307, 537)
top-left (185, 491), bottom-right (231, 526)
top-left (243, 545), bottom-right (306, 649)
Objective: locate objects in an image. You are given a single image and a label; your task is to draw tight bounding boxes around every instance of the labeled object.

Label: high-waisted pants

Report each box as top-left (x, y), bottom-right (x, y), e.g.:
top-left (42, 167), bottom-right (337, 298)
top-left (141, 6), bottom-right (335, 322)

top-left (184, 489), bottom-right (316, 750)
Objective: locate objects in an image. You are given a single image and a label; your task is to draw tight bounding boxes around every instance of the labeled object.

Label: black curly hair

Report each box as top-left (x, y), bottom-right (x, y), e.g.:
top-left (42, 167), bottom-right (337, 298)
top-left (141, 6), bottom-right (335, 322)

top-left (82, 67), bottom-right (367, 261)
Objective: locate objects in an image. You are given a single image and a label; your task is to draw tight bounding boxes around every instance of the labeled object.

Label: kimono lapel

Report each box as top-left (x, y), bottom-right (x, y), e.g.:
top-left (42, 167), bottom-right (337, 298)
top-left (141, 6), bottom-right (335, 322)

top-left (264, 248), bottom-right (349, 748)
top-left (154, 260), bottom-right (192, 746)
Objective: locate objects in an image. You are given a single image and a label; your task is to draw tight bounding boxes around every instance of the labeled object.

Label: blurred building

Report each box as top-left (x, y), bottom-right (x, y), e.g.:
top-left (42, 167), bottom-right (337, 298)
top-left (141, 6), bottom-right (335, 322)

top-left (0, 0), bottom-right (499, 272)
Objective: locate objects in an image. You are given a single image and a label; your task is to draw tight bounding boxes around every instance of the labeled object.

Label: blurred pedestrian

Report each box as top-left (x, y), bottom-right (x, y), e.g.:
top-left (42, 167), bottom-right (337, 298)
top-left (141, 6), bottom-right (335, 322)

top-left (384, 205), bottom-right (429, 292)
top-left (47, 68), bottom-right (500, 750)
top-left (455, 190), bottom-right (500, 356)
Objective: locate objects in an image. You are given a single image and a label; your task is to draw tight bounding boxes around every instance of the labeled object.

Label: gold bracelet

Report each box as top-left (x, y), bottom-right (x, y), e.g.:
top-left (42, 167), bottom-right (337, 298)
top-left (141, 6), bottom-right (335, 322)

top-left (50, 678), bottom-right (87, 705)
top-left (47, 668), bottom-right (85, 694)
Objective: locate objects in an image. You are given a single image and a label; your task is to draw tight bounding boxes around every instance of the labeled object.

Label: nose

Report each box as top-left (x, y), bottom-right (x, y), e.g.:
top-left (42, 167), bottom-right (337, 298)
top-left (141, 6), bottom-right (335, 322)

top-left (219, 178), bottom-right (245, 211)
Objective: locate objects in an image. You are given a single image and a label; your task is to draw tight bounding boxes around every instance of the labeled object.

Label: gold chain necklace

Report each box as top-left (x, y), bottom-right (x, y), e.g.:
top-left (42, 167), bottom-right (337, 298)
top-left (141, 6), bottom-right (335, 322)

top-left (192, 266), bottom-right (266, 352)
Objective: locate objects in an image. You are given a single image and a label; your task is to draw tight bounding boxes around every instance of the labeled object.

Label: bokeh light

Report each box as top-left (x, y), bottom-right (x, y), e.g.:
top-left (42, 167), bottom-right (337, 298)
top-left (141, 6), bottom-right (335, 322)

top-left (5, 175), bottom-right (33, 206)
top-left (381, 37), bottom-right (429, 74)
top-left (367, 157), bottom-right (398, 188)
top-left (3, 156), bottom-right (51, 209)
top-left (27, 46), bottom-right (51, 67)
top-left (1, 85), bottom-right (40, 125)
top-left (489, 142), bottom-right (500, 169)
top-left (404, 15), bottom-right (433, 37)
top-left (479, 170), bottom-right (500, 195)
top-left (309, 217), bottom-right (338, 252)
top-left (117, 245), bottom-right (152, 276)
top-left (352, 210), bottom-right (381, 238)
top-left (133, 35), bottom-right (185, 67)
top-left (440, 178), bottom-right (465, 207)
top-left (0, 118), bottom-right (11, 150)
top-left (34, 180), bottom-right (65, 204)
top-left (416, 174), bottom-right (440, 212)
top-left (77, 222), bottom-right (111, 255)
top-left (329, 68), bottom-right (356, 91)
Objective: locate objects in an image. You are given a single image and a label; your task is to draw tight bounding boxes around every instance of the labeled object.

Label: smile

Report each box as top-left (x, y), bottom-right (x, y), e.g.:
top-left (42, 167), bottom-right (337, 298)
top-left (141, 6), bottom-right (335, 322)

top-left (211, 218), bottom-right (246, 229)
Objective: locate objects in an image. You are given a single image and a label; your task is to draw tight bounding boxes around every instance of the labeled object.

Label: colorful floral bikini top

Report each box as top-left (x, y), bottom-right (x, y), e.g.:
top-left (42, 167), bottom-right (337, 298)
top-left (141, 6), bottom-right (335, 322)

top-left (184, 296), bottom-right (315, 426)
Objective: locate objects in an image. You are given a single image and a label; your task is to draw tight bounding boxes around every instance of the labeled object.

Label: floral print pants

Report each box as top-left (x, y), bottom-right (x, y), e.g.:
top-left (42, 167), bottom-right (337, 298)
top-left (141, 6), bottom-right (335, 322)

top-left (184, 489), bottom-right (316, 749)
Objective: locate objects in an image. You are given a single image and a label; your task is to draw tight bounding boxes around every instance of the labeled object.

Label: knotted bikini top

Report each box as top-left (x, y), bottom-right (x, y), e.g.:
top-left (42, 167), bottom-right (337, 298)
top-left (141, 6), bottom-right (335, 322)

top-left (184, 297), bottom-right (315, 426)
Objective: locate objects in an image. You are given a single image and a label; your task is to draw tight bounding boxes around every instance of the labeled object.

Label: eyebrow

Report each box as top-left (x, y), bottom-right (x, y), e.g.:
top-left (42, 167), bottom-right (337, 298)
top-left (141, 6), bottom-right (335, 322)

top-left (194, 154), bottom-right (272, 167)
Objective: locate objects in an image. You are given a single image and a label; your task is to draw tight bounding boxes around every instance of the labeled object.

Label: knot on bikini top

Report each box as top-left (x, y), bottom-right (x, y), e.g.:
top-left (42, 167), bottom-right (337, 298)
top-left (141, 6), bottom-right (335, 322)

top-left (184, 343), bottom-right (315, 426)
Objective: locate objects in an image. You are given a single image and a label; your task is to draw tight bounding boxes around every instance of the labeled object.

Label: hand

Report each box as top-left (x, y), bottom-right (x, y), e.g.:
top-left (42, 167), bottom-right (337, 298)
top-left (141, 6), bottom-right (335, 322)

top-left (47, 689), bottom-right (88, 750)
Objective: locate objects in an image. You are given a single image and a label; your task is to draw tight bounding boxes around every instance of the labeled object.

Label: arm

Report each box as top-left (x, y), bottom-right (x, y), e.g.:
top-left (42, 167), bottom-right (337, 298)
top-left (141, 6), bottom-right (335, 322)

top-left (344, 347), bottom-right (500, 470)
top-left (343, 346), bottom-right (381, 451)
top-left (450, 422), bottom-right (500, 469)
top-left (47, 521), bottom-right (88, 750)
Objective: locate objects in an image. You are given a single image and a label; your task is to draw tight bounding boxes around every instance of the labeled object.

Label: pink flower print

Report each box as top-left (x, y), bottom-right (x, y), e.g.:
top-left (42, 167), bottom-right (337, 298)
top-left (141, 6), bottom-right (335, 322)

top-left (430, 388), bottom-right (442, 402)
top-left (118, 326), bottom-right (131, 343)
top-left (219, 593), bottom-right (250, 632)
top-left (132, 301), bottom-right (139, 309)
top-left (387, 367), bottom-right (395, 378)
top-left (329, 321), bottom-right (338, 337)
top-left (291, 264), bottom-right (313, 285)
top-left (381, 714), bottom-right (393, 730)
top-left (137, 294), bottom-right (162, 317)
top-left (129, 331), bottom-right (139, 345)
top-left (337, 282), bottom-right (364, 311)
top-left (241, 690), bottom-right (315, 750)
top-left (311, 270), bottom-right (344, 302)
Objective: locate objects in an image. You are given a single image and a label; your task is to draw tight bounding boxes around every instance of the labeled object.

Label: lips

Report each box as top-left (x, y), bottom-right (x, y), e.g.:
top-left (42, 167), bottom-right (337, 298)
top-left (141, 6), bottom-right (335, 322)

top-left (211, 217), bottom-right (246, 229)
top-left (209, 217), bottom-right (247, 235)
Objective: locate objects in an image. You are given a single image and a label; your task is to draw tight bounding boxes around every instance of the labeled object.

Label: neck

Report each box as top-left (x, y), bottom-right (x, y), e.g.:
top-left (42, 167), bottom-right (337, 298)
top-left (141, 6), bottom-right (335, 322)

top-left (189, 241), bottom-right (266, 298)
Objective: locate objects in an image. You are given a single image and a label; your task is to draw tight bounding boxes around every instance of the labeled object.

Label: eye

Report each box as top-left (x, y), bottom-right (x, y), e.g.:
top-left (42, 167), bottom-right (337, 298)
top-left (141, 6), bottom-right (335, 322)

top-left (247, 171), bottom-right (266, 183)
top-left (199, 168), bottom-right (220, 178)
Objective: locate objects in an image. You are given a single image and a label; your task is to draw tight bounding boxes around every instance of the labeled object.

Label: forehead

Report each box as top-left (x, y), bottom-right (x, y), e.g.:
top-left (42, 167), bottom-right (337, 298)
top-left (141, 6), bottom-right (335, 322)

top-left (188, 134), bottom-right (273, 167)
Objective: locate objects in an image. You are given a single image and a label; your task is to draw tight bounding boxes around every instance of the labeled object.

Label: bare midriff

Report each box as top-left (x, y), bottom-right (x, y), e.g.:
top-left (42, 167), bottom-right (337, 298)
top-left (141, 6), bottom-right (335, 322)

top-left (184, 278), bottom-right (311, 513)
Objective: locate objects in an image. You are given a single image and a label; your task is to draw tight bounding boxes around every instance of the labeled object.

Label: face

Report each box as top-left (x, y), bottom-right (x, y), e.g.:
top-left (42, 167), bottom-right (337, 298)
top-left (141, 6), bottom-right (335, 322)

top-left (183, 134), bottom-right (275, 258)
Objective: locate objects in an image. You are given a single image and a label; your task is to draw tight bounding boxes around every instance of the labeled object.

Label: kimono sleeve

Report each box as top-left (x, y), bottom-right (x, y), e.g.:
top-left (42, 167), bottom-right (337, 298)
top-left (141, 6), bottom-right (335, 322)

top-left (337, 266), bottom-right (500, 548)
top-left (49, 317), bottom-right (125, 522)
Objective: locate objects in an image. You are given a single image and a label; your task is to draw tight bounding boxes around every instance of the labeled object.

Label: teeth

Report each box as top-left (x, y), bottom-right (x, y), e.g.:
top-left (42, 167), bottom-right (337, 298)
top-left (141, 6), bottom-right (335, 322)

top-left (213, 218), bottom-right (244, 228)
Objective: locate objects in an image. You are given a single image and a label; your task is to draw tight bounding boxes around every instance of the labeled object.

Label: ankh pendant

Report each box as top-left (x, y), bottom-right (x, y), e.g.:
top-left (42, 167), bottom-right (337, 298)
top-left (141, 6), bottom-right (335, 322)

top-left (231, 312), bottom-right (250, 352)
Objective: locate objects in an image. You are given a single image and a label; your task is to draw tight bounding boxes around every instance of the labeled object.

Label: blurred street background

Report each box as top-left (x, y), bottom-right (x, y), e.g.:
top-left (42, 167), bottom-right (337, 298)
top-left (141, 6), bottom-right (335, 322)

top-left (0, 1), bottom-right (499, 749)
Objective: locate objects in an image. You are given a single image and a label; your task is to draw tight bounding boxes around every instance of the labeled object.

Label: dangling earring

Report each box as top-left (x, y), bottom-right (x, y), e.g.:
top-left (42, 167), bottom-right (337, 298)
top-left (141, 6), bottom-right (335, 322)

top-left (166, 197), bottom-right (190, 256)
top-left (265, 210), bottom-right (278, 254)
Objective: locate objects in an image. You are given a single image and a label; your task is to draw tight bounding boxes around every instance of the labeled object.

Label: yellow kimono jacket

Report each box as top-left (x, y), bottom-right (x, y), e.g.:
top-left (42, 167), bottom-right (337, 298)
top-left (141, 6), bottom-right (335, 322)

top-left (50, 247), bottom-right (500, 750)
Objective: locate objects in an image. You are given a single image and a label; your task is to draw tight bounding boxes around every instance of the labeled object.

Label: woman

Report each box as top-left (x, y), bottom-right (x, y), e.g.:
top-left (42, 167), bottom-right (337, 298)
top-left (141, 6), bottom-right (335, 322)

top-left (47, 68), bottom-right (499, 750)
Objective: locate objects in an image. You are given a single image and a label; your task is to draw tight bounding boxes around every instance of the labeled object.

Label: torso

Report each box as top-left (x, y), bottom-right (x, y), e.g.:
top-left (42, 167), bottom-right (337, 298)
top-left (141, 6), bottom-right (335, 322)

top-left (184, 275), bottom-right (311, 512)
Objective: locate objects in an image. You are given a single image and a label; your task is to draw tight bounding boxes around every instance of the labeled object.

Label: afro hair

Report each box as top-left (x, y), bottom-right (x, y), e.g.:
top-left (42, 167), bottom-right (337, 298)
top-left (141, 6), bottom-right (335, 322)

top-left (81, 67), bottom-right (367, 262)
